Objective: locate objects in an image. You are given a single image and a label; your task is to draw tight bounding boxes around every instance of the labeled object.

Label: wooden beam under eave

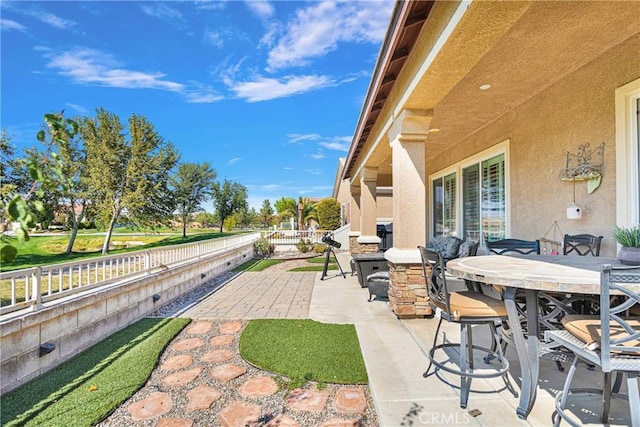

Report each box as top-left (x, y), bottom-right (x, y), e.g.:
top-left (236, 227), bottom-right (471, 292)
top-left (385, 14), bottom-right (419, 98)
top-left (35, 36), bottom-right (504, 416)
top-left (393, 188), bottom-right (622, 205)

top-left (390, 47), bottom-right (409, 63)
top-left (381, 73), bottom-right (396, 86)
top-left (404, 10), bottom-right (427, 28)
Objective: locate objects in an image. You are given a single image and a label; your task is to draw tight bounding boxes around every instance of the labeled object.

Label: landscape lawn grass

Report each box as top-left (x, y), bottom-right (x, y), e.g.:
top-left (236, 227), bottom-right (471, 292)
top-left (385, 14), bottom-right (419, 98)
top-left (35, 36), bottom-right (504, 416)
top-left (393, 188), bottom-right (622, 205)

top-left (1, 231), bottom-right (239, 272)
top-left (288, 264), bottom-right (337, 272)
top-left (288, 255), bottom-right (337, 272)
top-left (239, 319), bottom-right (368, 385)
top-left (0, 317), bottom-right (190, 426)
top-left (233, 259), bottom-right (284, 272)
top-left (305, 255), bottom-right (337, 264)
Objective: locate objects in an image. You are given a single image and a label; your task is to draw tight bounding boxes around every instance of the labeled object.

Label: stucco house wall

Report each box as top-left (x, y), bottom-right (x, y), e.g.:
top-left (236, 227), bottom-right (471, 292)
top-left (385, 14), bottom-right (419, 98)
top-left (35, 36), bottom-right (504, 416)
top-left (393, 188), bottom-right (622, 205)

top-left (424, 34), bottom-right (640, 257)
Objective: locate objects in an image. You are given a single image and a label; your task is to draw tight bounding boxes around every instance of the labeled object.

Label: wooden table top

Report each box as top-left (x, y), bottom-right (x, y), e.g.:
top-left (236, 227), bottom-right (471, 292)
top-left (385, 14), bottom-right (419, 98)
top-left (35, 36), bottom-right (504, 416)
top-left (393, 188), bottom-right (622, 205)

top-left (447, 255), bottom-right (640, 294)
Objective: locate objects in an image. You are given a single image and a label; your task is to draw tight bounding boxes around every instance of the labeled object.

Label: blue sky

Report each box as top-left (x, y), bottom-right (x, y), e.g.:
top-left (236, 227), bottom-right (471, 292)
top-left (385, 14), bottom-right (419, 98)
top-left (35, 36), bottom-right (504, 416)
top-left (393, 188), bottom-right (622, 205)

top-left (1, 0), bottom-right (394, 209)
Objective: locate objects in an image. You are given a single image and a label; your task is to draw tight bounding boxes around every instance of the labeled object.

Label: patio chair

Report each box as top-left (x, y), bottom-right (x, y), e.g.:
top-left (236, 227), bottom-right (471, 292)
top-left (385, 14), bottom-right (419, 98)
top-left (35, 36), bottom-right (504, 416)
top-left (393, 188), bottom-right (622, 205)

top-left (418, 246), bottom-right (514, 409)
top-left (545, 264), bottom-right (640, 426)
top-left (484, 238), bottom-right (577, 370)
top-left (486, 238), bottom-right (540, 255)
top-left (562, 234), bottom-right (603, 256)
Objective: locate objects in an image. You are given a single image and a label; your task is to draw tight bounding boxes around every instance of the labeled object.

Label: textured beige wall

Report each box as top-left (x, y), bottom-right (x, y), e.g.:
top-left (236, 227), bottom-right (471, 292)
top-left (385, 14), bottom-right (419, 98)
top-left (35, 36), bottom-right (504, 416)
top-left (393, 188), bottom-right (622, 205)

top-left (377, 192), bottom-right (393, 219)
top-left (426, 34), bottom-right (640, 257)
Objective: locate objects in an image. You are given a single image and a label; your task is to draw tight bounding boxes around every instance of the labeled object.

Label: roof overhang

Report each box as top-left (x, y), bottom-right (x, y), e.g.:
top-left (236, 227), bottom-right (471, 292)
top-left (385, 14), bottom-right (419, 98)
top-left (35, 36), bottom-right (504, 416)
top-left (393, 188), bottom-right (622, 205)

top-left (343, 0), bottom-right (640, 182)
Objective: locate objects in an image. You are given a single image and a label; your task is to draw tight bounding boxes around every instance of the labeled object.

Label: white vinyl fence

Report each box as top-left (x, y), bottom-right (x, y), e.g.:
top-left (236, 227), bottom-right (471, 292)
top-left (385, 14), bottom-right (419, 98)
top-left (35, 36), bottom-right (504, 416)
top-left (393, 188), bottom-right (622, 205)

top-left (259, 230), bottom-right (325, 245)
top-left (0, 233), bottom-right (259, 316)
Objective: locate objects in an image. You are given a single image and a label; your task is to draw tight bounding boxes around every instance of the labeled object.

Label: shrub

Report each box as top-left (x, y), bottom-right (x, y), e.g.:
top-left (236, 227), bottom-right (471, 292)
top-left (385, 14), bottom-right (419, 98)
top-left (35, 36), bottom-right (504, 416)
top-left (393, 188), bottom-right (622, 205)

top-left (613, 225), bottom-right (640, 247)
top-left (312, 243), bottom-right (328, 254)
top-left (296, 239), bottom-right (311, 253)
top-left (254, 238), bottom-right (275, 258)
top-left (316, 198), bottom-right (341, 230)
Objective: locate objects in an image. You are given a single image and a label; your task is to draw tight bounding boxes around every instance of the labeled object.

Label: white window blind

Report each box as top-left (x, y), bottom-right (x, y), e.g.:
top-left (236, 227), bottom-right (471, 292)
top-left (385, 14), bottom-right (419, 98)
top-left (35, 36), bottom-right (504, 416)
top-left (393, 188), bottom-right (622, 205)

top-left (432, 172), bottom-right (457, 237)
top-left (481, 154), bottom-right (506, 241)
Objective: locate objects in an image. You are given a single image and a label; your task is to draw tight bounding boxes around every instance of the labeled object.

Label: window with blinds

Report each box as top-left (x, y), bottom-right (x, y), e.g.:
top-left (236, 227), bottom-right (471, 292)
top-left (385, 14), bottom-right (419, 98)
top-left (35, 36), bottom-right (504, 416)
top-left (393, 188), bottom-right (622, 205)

top-left (432, 172), bottom-right (456, 237)
top-left (431, 152), bottom-right (506, 242)
top-left (481, 154), bottom-right (506, 240)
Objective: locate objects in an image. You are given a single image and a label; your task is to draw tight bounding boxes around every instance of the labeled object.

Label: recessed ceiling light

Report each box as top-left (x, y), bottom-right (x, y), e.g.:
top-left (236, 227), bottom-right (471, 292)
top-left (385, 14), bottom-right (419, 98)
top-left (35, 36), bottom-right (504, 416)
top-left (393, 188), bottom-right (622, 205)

top-left (479, 84), bottom-right (491, 90)
top-left (428, 128), bottom-right (440, 133)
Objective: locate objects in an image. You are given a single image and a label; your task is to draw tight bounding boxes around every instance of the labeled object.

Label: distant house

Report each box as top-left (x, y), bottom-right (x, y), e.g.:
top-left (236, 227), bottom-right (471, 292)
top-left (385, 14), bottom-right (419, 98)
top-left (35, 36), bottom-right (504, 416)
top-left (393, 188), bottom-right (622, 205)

top-left (334, 0), bottom-right (640, 318)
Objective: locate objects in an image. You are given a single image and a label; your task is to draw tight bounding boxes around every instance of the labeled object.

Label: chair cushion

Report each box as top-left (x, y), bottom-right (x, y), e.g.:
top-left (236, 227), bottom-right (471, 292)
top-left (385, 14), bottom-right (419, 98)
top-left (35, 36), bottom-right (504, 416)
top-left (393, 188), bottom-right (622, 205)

top-left (562, 314), bottom-right (640, 351)
top-left (457, 241), bottom-right (475, 258)
top-left (428, 236), bottom-right (463, 260)
top-left (448, 291), bottom-right (508, 320)
top-left (367, 271), bottom-right (389, 281)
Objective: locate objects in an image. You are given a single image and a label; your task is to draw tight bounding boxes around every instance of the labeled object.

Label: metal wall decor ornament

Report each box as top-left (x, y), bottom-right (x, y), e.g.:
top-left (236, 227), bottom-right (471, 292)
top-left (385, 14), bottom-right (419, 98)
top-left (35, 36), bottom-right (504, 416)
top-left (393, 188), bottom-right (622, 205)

top-left (559, 143), bottom-right (605, 194)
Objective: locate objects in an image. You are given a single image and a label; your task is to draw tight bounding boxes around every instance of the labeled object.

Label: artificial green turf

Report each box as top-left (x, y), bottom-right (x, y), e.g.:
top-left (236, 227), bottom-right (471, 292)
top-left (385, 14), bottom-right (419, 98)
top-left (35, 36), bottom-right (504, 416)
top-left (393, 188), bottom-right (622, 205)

top-left (0, 317), bottom-right (190, 426)
top-left (233, 259), bottom-right (285, 272)
top-left (305, 256), bottom-right (337, 264)
top-left (239, 319), bottom-right (368, 384)
top-left (288, 264), bottom-right (338, 272)
top-left (288, 256), bottom-right (337, 272)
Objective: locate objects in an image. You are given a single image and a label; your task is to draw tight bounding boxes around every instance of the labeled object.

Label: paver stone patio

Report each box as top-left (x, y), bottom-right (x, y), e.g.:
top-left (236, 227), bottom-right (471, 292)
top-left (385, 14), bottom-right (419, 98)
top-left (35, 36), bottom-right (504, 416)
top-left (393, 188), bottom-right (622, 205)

top-left (127, 392), bottom-right (173, 420)
top-left (186, 384), bottom-right (222, 411)
top-left (216, 400), bottom-right (261, 427)
top-left (161, 367), bottom-right (203, 388)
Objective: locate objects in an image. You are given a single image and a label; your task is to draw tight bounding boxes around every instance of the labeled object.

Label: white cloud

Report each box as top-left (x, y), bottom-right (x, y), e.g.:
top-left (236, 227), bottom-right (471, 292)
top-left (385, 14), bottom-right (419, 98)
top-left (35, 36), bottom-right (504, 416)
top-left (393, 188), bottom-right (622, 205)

top-left (319, 136), bottom-right (351, 152)
top-left (305, 168), bottom-right (323, 175)
top-left (262, 184), bottom-right (279, 190)
top-left (245, 1), bottom-right (275, 20)
top-left (1, 19), bottom-right (26, 32)
top-left (283, 167), bottom-right (293, 170)
top-left (44, 47), bottom-right (185, 92)
top-left (195, 1), bottom-right (227, 11)
top-left (309, 152), bottom-right (325, 160)
top-left (230, 74), bottom-right (333, 102)
top-left (266, 0), bottom-right (394, 70)
top-left (2, 5), bottom-right (75, 29)
top-left (65, 102), bottom-right (90, 115)
top-left (204, 30), bottom-right (225, 48)
top-left (287, 133), bottom-right (350, 151)
top-left (34, 11), bottom-right (75, 29)
top-left (287, 133), bottom-right (320, 144)
top-left (185, 91), bottom-right (224, 103)
top-left (140, 3), bottom-right (183, 21)
top-left (227, 157), bottom-right (242, 165)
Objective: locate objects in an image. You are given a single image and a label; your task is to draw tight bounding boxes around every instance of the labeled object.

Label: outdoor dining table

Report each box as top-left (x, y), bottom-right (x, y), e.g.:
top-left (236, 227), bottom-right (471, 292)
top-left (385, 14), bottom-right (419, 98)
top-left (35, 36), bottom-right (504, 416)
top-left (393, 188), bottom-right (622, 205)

top-left (446, 254), bottom-right (630, 420)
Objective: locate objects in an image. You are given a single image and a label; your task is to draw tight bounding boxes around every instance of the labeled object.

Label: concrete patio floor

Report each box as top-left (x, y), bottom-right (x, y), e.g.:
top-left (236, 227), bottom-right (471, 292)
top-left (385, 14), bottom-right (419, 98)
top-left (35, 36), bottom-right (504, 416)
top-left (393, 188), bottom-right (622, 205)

top-left (310, 252), bottom-right (633, 427)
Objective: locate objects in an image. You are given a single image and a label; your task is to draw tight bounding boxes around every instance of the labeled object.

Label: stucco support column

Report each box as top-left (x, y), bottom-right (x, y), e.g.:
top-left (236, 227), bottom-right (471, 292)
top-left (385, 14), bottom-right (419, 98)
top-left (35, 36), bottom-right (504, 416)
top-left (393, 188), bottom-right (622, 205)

top-left (384, 109), bottom-right (432, 318)
top-left (348, 185), bottom-right (362, 253)
top-left (356, 167), bottom-right (381, 254)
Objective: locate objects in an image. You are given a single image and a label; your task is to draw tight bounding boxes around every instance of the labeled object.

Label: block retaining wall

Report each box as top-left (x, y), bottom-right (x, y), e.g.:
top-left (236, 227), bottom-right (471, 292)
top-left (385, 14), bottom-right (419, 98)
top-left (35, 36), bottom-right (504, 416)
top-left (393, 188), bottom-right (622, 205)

top-left (0, 243), bottom-right (253, 395)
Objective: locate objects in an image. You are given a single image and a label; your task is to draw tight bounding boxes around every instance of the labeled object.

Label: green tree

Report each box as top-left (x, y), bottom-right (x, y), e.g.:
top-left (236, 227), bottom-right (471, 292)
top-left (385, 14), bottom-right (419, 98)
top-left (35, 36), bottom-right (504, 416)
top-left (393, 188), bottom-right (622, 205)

top-left (316, 198), bottom-right (341, 230)
top-left (274, 196), bottom-right (296, 219)
top-left (211, 180), bottom-right (247, 232)
top-left (259, 199), bottom-right (274, 228)
top-left (35, 116), bottom-right (91, 253)
top-left (170, 162), bottom-right (216, 238)
top-left (1, 113), bottom-right (78, 263)
top-left (194, 211), bottom-right (216, 228)
top-left (232, 205), bottom-right (256, 229)
top-left (298, 197), bottom-right (318, 229)
top-left (81, 108), bottom-right (179, 254)
top-left (273, 196), bottom-right (317, 230)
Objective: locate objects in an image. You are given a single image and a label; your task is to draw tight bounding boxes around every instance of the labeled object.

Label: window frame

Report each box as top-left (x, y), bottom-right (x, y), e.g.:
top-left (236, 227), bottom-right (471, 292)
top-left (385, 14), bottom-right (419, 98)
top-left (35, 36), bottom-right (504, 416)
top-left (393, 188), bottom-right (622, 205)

top-left (429, 140), bottom-right (510, 241)
top-left (615, 78), bottom-right (640, 228)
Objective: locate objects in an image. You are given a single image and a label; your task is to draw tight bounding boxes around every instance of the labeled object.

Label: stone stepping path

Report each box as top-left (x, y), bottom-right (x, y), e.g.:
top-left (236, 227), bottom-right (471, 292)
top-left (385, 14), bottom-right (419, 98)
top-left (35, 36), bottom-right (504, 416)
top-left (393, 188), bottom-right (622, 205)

top-left (98, 320), bottom-right (376, 426)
